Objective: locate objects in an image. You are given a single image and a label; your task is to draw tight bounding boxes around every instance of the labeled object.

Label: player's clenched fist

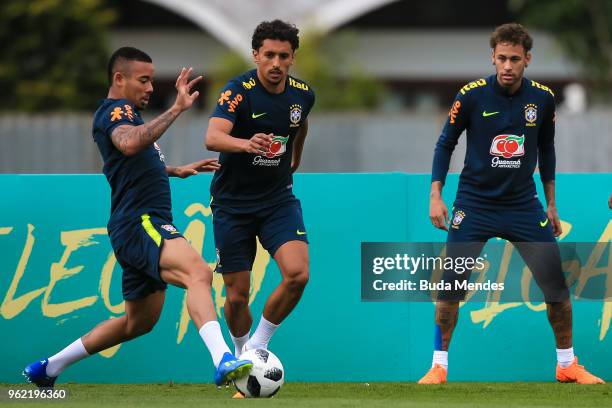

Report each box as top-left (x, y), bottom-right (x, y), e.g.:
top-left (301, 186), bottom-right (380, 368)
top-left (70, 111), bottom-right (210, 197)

top-left (242, 133), bottom-right (273, 154)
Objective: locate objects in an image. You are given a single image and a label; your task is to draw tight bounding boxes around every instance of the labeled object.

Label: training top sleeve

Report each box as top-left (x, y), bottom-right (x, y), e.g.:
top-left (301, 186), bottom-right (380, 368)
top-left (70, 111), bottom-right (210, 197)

top-left (537, 93), bottom-right (556, 183)
top-left (210, 80), bottom-right (246, 124)
top-left (305, 87), bottom-right (316, 118)
top-left (102, 100), bottom-right (139, 137)
top-left (431, 91), bottom-right (470, 184)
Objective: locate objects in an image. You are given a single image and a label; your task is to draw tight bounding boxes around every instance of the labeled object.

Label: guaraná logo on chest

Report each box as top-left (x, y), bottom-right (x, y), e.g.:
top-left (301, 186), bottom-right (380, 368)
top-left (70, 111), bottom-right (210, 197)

top-left (489, 134), bottom-right (524, 169)
top-left (252, 135), bottom-right (289, 167)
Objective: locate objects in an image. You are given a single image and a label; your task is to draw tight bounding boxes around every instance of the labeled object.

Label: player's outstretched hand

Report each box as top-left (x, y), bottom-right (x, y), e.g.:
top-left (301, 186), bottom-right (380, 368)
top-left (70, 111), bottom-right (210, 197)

top-left (189, 158), bottom-right (221, 173)
top-left (430, 197), bottom-right (449, 231)
top-left (243, 133), bottom-right (273, 154)
top-left (173, 67), bottom-right (203, 113)
top-left (547, 205), bottom-right (562, 237)
top-left (169, 159), bottom-right (220, 178)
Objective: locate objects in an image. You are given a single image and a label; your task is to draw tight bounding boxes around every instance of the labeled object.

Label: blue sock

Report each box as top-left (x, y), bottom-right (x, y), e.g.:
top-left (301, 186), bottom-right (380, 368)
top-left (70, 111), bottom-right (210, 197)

top-left (434, 325), bottom-right (442, 351)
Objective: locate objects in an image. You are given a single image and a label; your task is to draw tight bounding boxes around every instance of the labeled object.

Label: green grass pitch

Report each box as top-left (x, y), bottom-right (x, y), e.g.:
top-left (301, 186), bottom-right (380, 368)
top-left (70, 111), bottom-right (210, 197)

top-left (2, 382), bottom-right (610, 407)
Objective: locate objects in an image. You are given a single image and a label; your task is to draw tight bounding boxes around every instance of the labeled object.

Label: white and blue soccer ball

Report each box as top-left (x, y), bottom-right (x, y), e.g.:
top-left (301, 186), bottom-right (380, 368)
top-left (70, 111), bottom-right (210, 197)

top-left (234, 349), bottom-right (284, 398)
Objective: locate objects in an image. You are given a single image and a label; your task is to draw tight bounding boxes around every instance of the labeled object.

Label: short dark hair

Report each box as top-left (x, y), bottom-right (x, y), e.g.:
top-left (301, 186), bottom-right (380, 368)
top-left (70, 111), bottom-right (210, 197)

top-left (490, 23), bottom-right (533, 53)
top-left (252, 20), bottom-right (299, 51)
top-left (107, 47), bottom-right (152, 85)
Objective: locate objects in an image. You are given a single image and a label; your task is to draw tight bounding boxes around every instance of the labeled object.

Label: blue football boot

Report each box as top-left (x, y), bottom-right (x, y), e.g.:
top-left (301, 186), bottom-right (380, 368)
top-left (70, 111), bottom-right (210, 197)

top-left (23, 358), bottom-right (57, 389)
top-left (214, 352), bottom-right (252, 386)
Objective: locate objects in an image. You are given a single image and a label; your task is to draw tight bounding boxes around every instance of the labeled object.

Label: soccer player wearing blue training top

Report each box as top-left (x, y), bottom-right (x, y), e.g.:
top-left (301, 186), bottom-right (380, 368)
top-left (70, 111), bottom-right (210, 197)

top-left (23, 47), bottom-right (251, 388)
top-left (205, 20), bottom-right (314, 362)
top-left (419, 24), bottom-right (604, 384)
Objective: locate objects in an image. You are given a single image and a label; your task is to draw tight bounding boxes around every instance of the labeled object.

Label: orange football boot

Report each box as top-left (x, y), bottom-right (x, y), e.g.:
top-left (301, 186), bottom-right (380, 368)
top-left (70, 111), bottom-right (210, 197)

top-left (556, 358), bottom-right (605, 384)
top-left (417, 364), bottom-right (447, 384)
top-left (232, 391), bottom-right (245, 399)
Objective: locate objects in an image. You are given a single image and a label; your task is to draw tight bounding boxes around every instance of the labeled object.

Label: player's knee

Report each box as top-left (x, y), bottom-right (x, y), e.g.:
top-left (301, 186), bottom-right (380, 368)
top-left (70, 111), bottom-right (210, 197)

top-left (179, 259), bottom-right (213, 289)
top-left (186, 267), bottom-right (212, 288)
top-left (434, 301), bottom-right (459, 325)
top-left (225, 288), bottom-right (249, 310)
top-left (284, 265), bottom-right (309, 292)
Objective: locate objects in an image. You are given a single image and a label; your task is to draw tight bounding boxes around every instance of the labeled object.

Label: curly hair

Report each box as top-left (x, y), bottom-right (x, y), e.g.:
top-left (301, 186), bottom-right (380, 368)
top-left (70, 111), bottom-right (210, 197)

top-left (490, 23), bottom-right (533, 52)
top-left (252, 19), bottom-right (299, 51)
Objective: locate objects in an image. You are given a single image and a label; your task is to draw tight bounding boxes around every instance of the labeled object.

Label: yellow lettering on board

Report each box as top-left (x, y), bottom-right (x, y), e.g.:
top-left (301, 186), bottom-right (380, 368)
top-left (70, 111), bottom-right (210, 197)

top-left (592, 220), bottom-right (612, 340)
top-left (41, 228), bottom-right (106, 317)
top-left (1, 225), bottom-right (47, 319)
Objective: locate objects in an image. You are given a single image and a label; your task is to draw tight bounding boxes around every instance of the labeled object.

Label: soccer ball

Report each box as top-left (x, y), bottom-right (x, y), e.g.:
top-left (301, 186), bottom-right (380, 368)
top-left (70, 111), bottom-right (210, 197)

top-left (234, 349), bottom-right (284, 398)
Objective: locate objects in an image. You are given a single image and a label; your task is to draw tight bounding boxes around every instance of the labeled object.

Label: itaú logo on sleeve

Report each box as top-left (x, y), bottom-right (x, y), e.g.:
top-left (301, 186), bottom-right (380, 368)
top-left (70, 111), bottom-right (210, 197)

top-left (490, 134), bottom-right (524, 168)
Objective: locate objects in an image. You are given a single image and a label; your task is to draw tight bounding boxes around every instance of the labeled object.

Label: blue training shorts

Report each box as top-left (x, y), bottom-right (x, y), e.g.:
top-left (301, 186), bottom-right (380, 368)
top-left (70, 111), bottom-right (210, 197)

top-left (437, 205), bottom-right (569, 302)
top-left (110, 214), bottom-right (183, 300)
top-left (212, 199), bottom-right (308, 273)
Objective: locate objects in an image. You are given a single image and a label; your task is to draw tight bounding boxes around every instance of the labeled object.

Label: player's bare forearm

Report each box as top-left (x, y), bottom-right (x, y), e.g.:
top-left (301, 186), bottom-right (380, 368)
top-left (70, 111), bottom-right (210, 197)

top-left (543, 180), bottom-right (563, 236)
top-left (166, 166), bottom-right (179, 177)
top-left (166, 159), bottom-right (219, 178)
top-left (112, 107), bottom-right (180, 156)
top-left (205, 128), bottom-right (249, 153)
top-left (430, 181), bottom-right (443, 199)
top-left (435, 301), bottom-right (459, 351)
top-left (543, 180), bottom-right (556, 208)
top-left (205, 118), bottom-right (272, 154)
top-left (205, 117), bottom-right (250, 153)
top-left (291, 119), bottom-right (308, 172)
top-left (429, 181), bottom-right (449, 230)
top-left (166, 165), bottom-right (192, 178)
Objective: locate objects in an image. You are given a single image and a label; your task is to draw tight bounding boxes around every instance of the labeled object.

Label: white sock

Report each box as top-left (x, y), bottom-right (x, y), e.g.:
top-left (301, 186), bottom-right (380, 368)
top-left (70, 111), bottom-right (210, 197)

top-left (432, 350), bottom-right (448, 369)
top-left (46, 338), bottom-right (90, 377)
top-left (230, 332), bottom-right (250, 357)
top-left (556, 347), bottom-right (575, 368)
top-left (244, 315), bottom-right (279, 351)
top-left (199, 321), bottom-right (231, 368)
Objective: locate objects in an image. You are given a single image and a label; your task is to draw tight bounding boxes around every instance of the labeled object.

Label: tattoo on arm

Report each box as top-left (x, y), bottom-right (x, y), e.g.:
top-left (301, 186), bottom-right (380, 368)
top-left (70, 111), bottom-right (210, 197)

top-left (111, 109), bottom-right (179, 155)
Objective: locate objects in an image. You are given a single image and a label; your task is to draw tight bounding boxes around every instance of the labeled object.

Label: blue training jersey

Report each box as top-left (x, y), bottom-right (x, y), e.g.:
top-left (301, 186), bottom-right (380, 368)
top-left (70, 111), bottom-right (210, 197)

top-left (210, 69), bottom-right (315, 211)
top-left (92, 98), bottom-right (172, 233)
top-left (432, 74), bottom-right (556, 209)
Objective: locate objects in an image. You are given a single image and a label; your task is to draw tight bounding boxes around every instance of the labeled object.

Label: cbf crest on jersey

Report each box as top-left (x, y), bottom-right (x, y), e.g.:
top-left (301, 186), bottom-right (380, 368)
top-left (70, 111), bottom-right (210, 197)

top-left (524, 104), bottom-right (537, 127)
top-left (161, 224), bottom-right (178, 234)
top-left (451, 210), bottom-right (466, 229)
top-left (289, 104), bottom-right (302, 127)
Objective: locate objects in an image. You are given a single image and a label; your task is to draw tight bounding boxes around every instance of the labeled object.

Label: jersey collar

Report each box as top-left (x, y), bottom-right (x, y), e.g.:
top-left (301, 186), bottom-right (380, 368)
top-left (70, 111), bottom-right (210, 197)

top-left (253, 68), bottom-right (289, 96)
top-left (490, 74), bottom-right (527, 97)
